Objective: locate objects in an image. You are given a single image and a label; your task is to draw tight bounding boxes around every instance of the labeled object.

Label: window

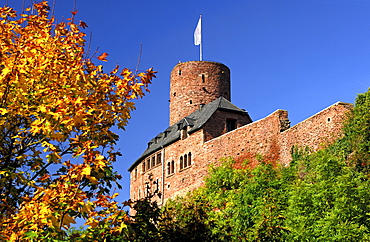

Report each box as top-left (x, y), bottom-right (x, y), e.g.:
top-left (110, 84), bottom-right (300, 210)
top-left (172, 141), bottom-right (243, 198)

top-left (226, 119), bottom-right (237, 132)
top-left (171, 160), bottom-right (175, 174)
top-left (138, 189), bottom-right (141, 199)
top-left (157, 153), bottom-right (162, 165)
top-left (201, 74), bottom-right (205, 83)
top-left (178, 69), bottom-right (182, 75)
top-left (181, 128), bottom-right (188, 139)
top-left (167, 160), bottom-right (175, 175)
top-left (142, 162), bottom-right (146, 172)
top-left (134, 168), bottom-right (138, 179)
top-left (180, 152), bottom-right (192, 170)
top-left (184, 154), bottom-right (188, 168)
top-left (151, 156), bottom-right (156, 167)
top-left (180, 156), bottom-right (183, 170)
top-left (147, 158), bottom-right (150, 170)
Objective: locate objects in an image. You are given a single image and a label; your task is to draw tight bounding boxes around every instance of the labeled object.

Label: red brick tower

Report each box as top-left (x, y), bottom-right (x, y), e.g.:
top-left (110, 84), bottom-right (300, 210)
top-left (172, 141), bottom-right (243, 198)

top-left (169, 61), bottom-right (231, 126)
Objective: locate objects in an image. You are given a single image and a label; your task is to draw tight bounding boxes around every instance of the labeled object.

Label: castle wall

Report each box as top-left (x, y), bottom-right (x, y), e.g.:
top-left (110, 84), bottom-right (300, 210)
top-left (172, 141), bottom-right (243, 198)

top-left (130, 102), bottom-right (353, 205)
top-left (162, 129), bottom-right (204, 199)
top-left (279, 102), bottom-right (352, 165)
top-left (150, 109), bottom-right (288, 201)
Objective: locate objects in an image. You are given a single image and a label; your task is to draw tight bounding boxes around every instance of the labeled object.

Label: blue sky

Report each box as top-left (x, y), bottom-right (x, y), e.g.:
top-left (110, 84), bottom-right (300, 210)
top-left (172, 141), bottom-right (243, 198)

top-left (5, 0), bottom-right (370, 202)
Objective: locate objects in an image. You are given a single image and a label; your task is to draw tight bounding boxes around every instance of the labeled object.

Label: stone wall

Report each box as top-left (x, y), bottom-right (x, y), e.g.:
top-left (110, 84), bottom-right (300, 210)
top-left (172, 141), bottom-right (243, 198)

top-left (130, 102), bottom-right (353, 205)
top-left (279, 102), bottom-right (352, 165)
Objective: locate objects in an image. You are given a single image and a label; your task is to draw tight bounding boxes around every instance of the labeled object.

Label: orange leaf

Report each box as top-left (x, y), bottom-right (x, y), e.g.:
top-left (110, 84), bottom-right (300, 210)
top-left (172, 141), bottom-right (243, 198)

top-left (71, 10), bottom-right (78, 15)
top-left (97, 52), bottom-right (109, 62)
top-left (79, 21), bottom-right (88, 29)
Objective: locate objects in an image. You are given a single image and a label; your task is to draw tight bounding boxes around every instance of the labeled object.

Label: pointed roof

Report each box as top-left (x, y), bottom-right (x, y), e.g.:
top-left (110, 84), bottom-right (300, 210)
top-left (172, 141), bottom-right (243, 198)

top-left (128, 97), bottom-right (250, 171)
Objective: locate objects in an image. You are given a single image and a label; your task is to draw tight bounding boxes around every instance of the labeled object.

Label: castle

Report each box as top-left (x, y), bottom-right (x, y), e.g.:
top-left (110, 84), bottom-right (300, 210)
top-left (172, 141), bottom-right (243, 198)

top-left (128, 61), bottom-right (352, 205)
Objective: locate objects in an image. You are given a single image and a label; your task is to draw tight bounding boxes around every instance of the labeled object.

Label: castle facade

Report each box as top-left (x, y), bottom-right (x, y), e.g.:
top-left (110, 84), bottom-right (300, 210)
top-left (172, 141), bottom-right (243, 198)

top-left (128, 61), bottom-right (352, 205)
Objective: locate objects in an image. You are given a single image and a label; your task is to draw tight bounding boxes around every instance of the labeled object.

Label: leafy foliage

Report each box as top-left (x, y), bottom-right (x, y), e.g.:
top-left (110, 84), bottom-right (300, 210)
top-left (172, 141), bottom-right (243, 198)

top-left (0, 1), bottom-right (155, 241)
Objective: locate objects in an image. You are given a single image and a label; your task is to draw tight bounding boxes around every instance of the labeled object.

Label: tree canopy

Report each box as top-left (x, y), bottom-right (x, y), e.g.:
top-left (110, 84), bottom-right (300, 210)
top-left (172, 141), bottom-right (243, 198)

top-left (0, 1), bottom-right (155, 241)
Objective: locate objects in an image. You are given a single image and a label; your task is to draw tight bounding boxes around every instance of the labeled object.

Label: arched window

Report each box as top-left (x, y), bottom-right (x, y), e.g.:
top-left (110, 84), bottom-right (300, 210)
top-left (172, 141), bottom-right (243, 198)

top-left (184, 154), bottom-right (188, 168)
top-left (188, 152), bottom-right (192, 166)
top-left (167, 162), bottom-right (171, 175)
top-left (180, 156), bottom-right (183, 170)
top-left (171, 160), bottom-right (175, 174)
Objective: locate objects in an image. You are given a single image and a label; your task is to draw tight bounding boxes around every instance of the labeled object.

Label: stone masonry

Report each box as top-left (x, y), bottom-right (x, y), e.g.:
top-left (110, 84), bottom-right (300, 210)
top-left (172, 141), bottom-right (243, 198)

top-left (128, 61), bottom-right (353, 206)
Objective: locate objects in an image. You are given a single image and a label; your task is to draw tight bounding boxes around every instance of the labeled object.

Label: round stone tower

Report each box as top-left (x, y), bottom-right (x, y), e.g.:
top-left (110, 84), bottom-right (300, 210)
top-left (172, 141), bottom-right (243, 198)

top-left (169, 61), bottom-right (231, 126)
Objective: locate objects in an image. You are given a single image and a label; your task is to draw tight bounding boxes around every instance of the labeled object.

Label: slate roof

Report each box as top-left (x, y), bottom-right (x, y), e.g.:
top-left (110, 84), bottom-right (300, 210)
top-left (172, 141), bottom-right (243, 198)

top-left (128, 97), bottom-right (250, 171)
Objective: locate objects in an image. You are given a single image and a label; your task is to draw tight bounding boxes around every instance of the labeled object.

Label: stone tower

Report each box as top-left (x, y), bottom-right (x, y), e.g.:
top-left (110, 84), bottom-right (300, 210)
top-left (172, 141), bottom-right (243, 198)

top-left (169, 61), bottom-right (231, 126)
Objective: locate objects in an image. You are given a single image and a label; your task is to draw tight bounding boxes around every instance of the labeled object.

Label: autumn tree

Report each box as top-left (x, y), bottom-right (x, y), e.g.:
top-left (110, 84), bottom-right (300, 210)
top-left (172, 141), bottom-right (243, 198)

top-left (0, 1), bottom-right (155, 241)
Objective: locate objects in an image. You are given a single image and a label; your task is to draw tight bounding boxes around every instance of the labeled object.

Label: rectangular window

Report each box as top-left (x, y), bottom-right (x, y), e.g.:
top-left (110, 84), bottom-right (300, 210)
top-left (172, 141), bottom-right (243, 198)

top-left (147, 158), bottom-right (150, 170)
top-left (226, 119), bottom-right (237, 132)
top-left (157, 153), bottom-right (162, 165)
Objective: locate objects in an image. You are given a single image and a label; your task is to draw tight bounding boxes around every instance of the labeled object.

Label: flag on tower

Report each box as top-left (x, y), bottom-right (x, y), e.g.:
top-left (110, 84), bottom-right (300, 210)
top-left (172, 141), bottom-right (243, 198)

top-left (194, 15), bottom-right (202, 45)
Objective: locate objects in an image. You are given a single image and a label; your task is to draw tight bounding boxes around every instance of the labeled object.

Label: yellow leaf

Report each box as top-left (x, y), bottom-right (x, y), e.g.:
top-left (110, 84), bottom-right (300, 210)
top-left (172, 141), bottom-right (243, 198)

top-left (0, 108), bottom-right (8, 115)
top-left (9, 233), bottom-right (18, 241)
top-left (0, 66), bottom-right (11, 78)
top-left (39, 105), bottom-right (47, 112)
top-left (87, 176), bottom-right (98, 184)
top-left (81, 165), bottom-right (91, 176)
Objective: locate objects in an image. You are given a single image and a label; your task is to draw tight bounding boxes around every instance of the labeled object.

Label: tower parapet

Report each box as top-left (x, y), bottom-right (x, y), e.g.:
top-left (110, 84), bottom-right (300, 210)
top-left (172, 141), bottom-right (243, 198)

top-left (169, 61), bottom-right (231, 126)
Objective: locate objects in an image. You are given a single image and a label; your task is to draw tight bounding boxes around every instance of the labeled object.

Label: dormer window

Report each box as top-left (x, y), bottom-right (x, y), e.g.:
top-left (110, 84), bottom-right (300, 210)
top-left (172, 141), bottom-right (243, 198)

top-left (226, 119), bottom-right (237, 132)
top-left (181, 127), bottom-right (188, 139)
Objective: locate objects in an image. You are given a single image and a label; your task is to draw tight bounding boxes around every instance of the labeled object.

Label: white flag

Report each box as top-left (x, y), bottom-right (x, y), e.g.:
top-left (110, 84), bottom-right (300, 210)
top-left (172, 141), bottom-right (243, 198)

top-left (194, 16), bottom-right (202, 45)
